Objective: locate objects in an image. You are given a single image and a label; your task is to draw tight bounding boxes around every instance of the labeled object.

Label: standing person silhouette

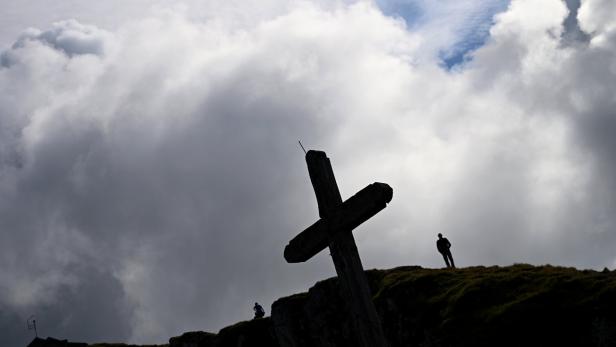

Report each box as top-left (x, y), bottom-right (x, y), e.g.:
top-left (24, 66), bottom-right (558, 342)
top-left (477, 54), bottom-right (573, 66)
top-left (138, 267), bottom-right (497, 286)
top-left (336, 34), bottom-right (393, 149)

top-left (436, 233), bottom-right (455, 268)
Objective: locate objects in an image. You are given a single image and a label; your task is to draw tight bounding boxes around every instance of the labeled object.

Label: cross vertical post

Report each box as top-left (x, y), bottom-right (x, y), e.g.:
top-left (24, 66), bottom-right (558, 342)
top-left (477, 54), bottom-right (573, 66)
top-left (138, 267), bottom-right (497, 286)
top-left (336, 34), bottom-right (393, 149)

top-left (302, 150), bottom-right (389, 347)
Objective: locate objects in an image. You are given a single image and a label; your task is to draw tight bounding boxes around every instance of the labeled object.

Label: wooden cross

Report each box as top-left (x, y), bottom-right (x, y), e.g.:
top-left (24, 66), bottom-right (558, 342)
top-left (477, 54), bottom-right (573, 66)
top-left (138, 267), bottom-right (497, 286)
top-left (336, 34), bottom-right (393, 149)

top-left (284, 150), bottom-right (392, 347)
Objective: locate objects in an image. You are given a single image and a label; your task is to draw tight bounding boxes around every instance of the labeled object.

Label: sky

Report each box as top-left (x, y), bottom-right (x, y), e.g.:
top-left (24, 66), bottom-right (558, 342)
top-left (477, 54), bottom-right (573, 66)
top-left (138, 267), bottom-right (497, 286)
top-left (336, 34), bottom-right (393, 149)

top-left (1, 0), bottom-right (615, 345)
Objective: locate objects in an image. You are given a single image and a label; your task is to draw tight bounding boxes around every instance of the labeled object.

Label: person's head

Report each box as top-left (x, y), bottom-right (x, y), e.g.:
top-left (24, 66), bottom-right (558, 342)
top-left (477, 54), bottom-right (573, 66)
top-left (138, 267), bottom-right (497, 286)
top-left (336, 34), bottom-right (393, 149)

top-left (438, 233), bottom-right (442, 239)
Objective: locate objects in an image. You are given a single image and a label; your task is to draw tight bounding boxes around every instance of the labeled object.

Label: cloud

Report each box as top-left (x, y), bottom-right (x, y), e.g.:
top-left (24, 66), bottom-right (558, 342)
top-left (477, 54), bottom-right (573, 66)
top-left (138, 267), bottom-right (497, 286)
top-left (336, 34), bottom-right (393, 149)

top-left (1, 20), bottom-right (111, 68)
top-left (1, 0), bottom-right (616, 345)
top-left (375, 0), bottom-right (511, 66)
top-left (578, 0), bottom-right (616, 42)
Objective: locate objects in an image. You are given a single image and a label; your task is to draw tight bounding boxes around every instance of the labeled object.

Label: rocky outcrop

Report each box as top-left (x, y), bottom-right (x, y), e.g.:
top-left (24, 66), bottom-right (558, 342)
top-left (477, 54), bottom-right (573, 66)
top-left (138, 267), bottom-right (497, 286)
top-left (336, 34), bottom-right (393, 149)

top-left (27, 337), bottom-right (87, 347)
top-left (169, 331), bottom-right (216, 347)
top-left (168, 318), bottom-right (278, 347)
top-left (272, 278), bottom-right (355, 347)
top-left (272, 265), bottom-right (616, 347)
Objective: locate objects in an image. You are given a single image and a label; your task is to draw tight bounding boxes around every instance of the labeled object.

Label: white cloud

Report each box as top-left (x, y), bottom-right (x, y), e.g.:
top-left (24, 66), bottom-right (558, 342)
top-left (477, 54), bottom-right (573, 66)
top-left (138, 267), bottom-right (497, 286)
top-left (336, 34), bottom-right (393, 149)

top-left (1, 20), bottom-right (111, 68)
top-left (375, 0), bottom-right (511, 64)
top-left (579, 0), bottom-right (616, 46)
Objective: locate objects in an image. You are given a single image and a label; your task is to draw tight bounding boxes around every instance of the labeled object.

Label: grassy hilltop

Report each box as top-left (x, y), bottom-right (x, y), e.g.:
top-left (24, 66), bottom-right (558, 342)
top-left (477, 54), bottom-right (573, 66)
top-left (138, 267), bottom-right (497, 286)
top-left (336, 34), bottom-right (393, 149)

top-left (370, 264), bottom-right (616, 346)
top-left (264, 264), bottom-right (616, 347)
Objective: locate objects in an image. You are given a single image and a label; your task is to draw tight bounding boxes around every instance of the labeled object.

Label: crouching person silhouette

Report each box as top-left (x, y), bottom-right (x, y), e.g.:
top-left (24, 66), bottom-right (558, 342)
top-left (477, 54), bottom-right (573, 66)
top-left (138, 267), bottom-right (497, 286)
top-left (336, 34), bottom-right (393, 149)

top-left (436, 233), bottom-right (455, 268)
top-left (253, 302), bottom-right (265, 319)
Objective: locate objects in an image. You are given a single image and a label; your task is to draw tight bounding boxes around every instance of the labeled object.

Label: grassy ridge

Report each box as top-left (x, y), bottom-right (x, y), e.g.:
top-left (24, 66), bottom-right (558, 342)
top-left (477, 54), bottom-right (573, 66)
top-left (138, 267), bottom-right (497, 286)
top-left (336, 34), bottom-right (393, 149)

top-left (371, 264), bottom-right (616, 346)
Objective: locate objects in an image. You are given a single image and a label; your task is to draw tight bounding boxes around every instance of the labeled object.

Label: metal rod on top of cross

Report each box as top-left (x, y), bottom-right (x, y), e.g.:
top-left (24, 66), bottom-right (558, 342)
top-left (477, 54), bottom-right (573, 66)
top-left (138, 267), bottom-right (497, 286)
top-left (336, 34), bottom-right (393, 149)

top-left (284, 150), bottom-right (391, 347)
top-left (27, 315), bottom-right (37, 338)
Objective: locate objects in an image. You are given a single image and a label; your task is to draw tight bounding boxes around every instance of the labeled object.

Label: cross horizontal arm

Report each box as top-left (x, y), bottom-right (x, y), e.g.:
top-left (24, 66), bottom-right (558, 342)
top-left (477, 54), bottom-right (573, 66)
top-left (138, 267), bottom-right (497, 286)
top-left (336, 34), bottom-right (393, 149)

top-left (284, 182), bottom-right (393, 263)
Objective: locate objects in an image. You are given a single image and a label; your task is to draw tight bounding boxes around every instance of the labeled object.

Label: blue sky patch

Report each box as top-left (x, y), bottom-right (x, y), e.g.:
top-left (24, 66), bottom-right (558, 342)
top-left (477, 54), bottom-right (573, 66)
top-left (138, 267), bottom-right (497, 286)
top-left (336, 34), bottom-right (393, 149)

top-left (376, 0), bottom-right (511, 69)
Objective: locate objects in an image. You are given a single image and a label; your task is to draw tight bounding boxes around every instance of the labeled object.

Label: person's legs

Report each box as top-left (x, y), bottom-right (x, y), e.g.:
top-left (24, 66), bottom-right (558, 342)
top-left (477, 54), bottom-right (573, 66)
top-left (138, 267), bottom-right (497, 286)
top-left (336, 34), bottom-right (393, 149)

top-left (446, 251), bottom-right (455, 268)
top-left (442, 253), bottom-right (451, 268)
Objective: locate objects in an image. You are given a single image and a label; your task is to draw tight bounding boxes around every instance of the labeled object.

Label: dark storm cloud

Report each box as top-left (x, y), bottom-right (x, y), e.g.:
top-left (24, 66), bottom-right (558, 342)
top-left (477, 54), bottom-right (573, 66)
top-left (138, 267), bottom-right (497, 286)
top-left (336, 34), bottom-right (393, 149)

top-left (2, 1), bottom-right (616, 346)
top-left (0, 267), bottom-right (133, 344)
top-left (33, 266), bottom-right (134, 342)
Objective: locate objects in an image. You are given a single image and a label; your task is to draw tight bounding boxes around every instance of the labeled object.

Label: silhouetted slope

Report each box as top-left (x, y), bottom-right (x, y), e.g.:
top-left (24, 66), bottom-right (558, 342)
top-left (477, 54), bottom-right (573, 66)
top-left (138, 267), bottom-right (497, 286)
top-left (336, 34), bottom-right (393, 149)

top-left (169, 318), bottom-right (278, 347)
top-left (273, 264), bottom-right (616, 346)
top-left (28, 264), bottom-right (616, 347)
top-left (27, 337), bottom-right (165, 347)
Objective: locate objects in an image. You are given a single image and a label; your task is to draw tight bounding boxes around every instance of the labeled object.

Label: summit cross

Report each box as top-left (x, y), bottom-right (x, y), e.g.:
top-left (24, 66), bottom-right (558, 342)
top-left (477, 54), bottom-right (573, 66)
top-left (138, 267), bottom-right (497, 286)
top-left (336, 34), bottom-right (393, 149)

top-left (284, 150), bottom-right (392, 347)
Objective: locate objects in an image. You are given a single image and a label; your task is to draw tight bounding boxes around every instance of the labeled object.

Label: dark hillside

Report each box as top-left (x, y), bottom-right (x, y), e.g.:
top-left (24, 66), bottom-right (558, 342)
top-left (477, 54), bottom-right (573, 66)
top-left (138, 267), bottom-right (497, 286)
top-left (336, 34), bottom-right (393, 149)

top-left (373, 265), bottom-right (616, 346)
top-left (273, 264), bottom-right (616, 347)
top-left (28, 264), bottom-right (616, 347)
